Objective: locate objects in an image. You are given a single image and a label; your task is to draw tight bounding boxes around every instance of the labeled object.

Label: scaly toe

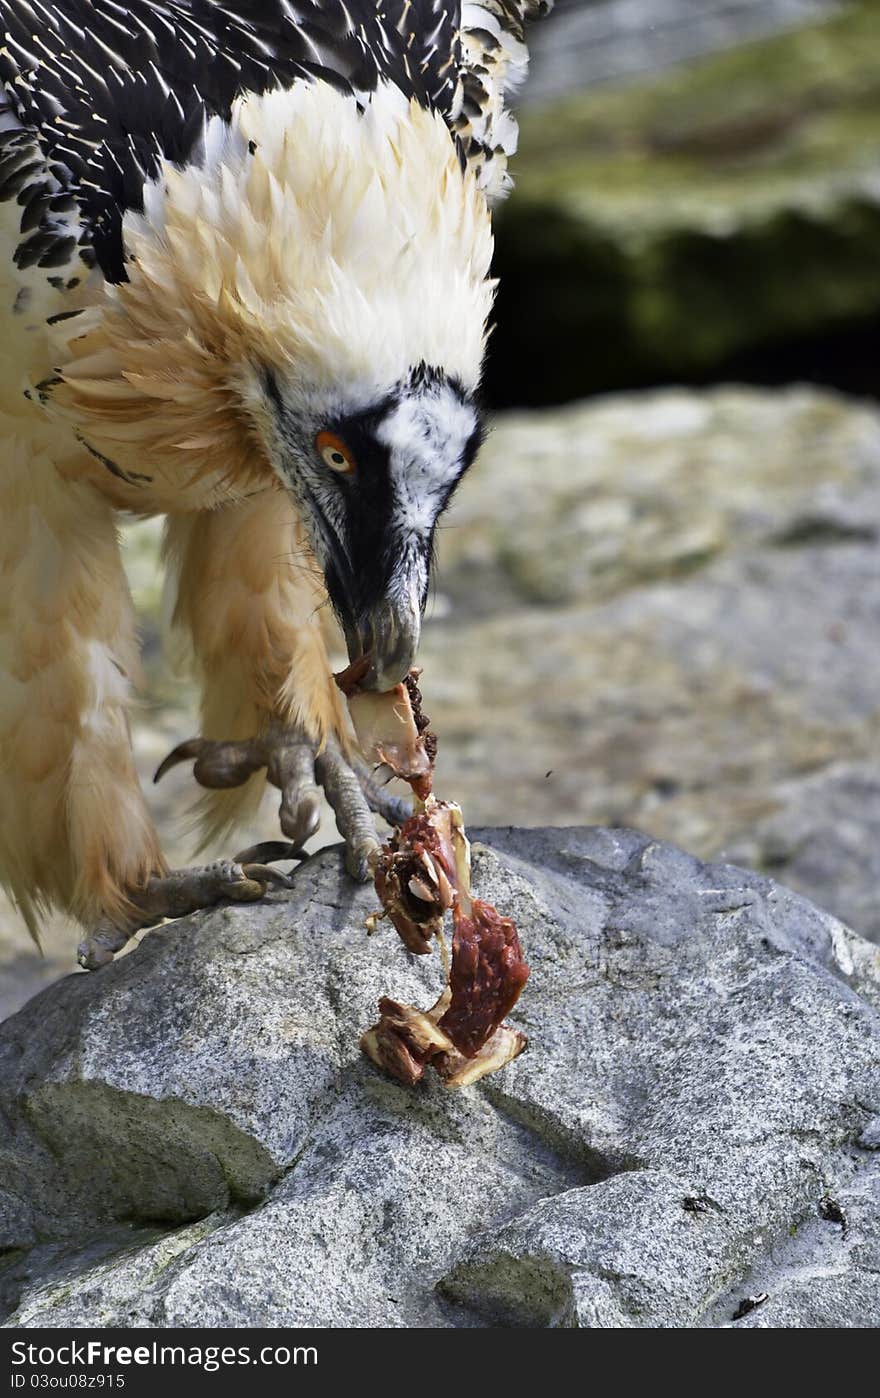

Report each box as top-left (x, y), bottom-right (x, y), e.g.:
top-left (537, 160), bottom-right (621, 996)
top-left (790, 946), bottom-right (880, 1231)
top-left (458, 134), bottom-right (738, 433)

top-left (280, 788), bottom-right (323, 847)
top-left (77, 923), bottom-right (131, 971)
top-left (77, 852), bottom-right (298, 971)
top-left (156, 718), bottom-right (403, 887)
top-left (316, 736), bottom-right (385, 876)
top-left (346, 837), bottom-right (382, 884)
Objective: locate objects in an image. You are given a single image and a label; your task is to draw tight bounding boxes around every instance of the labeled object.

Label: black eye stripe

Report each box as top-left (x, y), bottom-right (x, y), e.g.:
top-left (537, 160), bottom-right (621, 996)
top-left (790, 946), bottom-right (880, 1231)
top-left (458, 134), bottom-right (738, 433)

top-left (462, 420), bottom-right (486, 468)
top-left (262, 368), bottom-right (284, 413)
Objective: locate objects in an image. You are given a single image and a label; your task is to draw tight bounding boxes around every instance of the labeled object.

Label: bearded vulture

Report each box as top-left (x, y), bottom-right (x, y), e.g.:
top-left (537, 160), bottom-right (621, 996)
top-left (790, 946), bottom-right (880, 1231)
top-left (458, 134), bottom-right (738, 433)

top-left (0, 0), bottom-right (551, 967)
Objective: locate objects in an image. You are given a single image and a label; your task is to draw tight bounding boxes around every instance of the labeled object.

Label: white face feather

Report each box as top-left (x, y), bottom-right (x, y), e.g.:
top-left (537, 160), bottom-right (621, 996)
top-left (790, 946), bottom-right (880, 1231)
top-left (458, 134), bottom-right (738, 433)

top-left (256, 369), bottom-right (479, 560)
top-left (376, 382), bottom-right (479, 536)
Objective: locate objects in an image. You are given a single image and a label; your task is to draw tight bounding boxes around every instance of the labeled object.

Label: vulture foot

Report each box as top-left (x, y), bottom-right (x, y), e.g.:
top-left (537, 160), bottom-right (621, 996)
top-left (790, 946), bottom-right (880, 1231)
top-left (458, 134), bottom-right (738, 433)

top-left (76, 854), bottom-right (295, 971)
top-left (153, 723), bottom-right (411, 884)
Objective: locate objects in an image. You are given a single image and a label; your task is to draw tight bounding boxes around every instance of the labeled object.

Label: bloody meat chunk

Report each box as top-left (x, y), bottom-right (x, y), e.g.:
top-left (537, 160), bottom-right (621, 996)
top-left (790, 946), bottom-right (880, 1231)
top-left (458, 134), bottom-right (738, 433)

top-left (360, 996), bottom-right (455, 1087)
top-left (434, 1024), bottom-right (528, 1089)
top-left (344, 668), bottom-right (530, 1089)
top-left (373, 804), bottom-right (458, 954)
top-left (361, 987), bottom-right (528, 1090)
top-left (362, 798), bottom-right (530, 1089)
top-left (439, 900), bottom-right (530, 1058)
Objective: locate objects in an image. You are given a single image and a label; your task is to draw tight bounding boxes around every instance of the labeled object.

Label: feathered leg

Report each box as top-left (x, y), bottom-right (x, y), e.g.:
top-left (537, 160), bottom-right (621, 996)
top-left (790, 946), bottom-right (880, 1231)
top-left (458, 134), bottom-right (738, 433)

top-left (160, 487), bottom-right (408, 878)
top-left (0, 439), bottom-right (166, 938)
top-left (0, 440), bottom-right (293, 969)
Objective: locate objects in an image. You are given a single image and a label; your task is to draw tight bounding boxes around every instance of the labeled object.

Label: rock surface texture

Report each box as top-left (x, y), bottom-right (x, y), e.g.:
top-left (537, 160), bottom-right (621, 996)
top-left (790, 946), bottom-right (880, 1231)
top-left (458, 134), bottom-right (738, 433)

top-left (1, 829), bottom-right (879, 1328)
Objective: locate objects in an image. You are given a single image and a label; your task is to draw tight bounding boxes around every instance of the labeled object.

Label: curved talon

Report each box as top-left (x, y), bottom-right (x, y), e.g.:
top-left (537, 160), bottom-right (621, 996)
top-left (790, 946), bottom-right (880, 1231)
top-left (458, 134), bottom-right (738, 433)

top-left (232, 840), bottom-right (308, 866)
top-left (153, 719), bottom-right (399, 893)
top-left (239, 862), bottom-right (294, 891)
top-left (154, 736), bottom-right (265, 789)
top-left (154, 737), bottom-right (206, 784)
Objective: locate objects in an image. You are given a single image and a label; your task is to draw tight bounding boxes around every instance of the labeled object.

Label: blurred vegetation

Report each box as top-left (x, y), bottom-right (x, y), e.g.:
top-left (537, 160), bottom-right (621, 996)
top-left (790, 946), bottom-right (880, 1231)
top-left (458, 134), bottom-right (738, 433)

top-left (487, 0), bottom-right (880, 405)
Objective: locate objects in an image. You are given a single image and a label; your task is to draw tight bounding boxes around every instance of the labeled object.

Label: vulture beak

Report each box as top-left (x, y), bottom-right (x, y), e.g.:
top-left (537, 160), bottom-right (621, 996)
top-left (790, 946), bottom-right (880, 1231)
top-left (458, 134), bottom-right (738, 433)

top-left (336, 547), bottom-right (426, 692)
top-left (342, 590), bottom-right (423, 693)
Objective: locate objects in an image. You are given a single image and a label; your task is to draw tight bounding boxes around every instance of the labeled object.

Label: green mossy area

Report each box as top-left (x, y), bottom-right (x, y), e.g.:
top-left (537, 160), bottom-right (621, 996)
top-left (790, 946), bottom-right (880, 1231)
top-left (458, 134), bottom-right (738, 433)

top-left (487, 3), bottom-right (880, 405)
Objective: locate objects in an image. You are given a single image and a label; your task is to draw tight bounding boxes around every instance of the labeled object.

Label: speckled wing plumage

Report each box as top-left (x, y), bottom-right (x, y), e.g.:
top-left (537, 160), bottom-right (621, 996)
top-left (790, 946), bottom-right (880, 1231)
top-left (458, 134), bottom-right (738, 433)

top-left (0, 1), bottom-right (549, 282)
top-left (0, 0), bottom-right (457, 283)
top-left (451, 0), bottom-right (551, 202)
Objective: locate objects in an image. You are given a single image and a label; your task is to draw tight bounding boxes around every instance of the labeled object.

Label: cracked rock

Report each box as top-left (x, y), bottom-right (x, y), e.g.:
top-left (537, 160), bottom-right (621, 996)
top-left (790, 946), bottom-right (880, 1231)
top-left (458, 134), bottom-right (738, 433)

top-left (1, 827), bottom-right (879, 1327)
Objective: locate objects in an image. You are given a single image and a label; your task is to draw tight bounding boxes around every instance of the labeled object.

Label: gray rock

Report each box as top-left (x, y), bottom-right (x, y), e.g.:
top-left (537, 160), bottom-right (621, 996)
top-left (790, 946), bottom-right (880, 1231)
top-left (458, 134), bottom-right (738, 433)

top-left (1, 828), bottom-right (879, 1328)
top-left (725, 763), bottom-right (880, 944)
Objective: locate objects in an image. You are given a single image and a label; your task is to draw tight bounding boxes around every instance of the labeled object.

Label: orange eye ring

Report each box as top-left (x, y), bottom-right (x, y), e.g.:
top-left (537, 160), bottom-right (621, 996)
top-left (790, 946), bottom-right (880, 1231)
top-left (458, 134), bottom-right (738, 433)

top-left (316, 430), bottom-right (356, 475)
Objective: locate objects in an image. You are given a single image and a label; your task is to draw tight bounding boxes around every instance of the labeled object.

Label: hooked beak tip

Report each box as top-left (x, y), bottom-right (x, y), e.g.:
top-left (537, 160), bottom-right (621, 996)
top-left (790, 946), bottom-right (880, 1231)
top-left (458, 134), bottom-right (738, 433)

top-left (345, 600), bottom-right (421, 692)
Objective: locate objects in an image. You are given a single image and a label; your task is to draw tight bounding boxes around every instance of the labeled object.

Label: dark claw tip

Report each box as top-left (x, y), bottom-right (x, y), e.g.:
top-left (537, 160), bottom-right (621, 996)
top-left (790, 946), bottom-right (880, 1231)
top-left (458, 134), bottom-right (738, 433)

top-left (154, 738), bottom-right (204, 784)
top-left (76, 939), bottom-right (115, 971)
top-left (232, 840), bottom-right (308, 866)
top-left (346, 841), bottom-right (381, 884)
top-left (242, 863), bottom-right (294, 890)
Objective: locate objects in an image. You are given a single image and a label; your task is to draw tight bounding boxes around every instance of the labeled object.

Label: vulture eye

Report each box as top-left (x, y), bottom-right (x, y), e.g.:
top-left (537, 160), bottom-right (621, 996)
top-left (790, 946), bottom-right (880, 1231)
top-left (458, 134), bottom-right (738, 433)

top-left (316, 431), bottom-right (355, 474)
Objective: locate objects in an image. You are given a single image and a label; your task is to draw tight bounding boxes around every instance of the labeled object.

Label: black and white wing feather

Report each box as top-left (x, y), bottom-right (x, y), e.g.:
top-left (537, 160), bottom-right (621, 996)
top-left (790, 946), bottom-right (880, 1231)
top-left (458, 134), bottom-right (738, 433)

top-left (0, 0), bottom-right (550, 284)
top-left (451, 0), bottom-right (551, 202)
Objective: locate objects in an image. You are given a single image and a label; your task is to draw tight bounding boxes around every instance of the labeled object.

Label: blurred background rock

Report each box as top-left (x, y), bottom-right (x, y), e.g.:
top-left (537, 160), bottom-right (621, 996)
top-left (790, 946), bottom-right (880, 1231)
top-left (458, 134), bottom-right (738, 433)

top-left (488, 0), bottom-right (880, 405)
top-left (3, 0), bottom-right (880, 1015)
